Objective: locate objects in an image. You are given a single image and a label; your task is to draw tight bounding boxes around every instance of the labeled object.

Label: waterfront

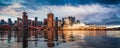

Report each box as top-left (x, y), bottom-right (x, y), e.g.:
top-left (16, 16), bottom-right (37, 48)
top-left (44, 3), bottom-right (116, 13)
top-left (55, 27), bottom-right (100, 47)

top-left (0, 30), bottom-right (120, 48)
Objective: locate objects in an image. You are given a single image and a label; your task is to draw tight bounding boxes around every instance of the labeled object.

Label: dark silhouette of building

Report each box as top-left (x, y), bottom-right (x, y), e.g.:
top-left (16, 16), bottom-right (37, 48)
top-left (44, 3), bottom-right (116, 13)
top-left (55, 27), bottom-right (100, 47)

top-left (28, 19), bottom-right (31, 26)
top-left (68, 16), bottom-right (75, 25)
top-left (0, 19), bottom-right (6, 25)
top-left (22, 12), bottom-right (28, 27)
top-left (38, 21), bottom-right (43, 26)
top-left (34, 17), bottom-right (38, 26)
top-left (47, 12), bottom-right (54, 28)
top-left (55, 17), bottom-right (58, 28)
top-left (28, 20), bottom-right (34, 26)
top-left (71, 17), bottom-right (75, 23)
top-left (62, 18), bottom-right (64, 27)
top-left (55, 17), bottom-right (59, 41)
top-left (63, 16), bottom-right (76, 26)
top-left (15, 18), bottom-right (22, 30)
top-left (44, 18), bottom-right (47, 27)
top-left (22, 11), bottom-right (29, 48)
top-left (14, 20), bottom-right (17, 24)
top-left (8, 18), bottom-right (13, 26)
top-left (58, 20), bottom-right (63, 28)
top-left (76, 20), bottom-right (80, 23)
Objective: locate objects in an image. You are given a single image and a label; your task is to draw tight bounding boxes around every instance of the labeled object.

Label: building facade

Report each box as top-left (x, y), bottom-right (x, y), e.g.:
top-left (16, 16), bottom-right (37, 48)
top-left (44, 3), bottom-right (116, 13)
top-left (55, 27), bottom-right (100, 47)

top-left (47, 13), bottom-right (54, 28)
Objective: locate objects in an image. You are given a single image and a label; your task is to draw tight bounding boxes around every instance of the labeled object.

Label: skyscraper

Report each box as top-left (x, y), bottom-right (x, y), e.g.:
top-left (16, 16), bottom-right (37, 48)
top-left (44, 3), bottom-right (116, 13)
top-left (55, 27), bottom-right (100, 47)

top-left (0, 19), bottom-right (6, 25)
top-left (34, 17), bottom-right (38, 26)
top-left (47, 12), bottom-right (54, 28)
top-left (8, 18), bottom-right (12, 26)
top-left (55, 17), bottom-right (58, 28)
top-left (16, 17), bottom-right (22, 30)
top-left (38, 21), bottom-right (43, 26)
top-left (22, 11), bottom-right (29, 48)
top-left (64, 16), bottom-right (76, 25)
top-left (28, 20), bottom-right (32, 26)
top-left (58, 20), bottom-right (62, 28)
top-left (72, 17), bottom-right (75, 23)
top-left (14, 20), bottom-right (17, 24)
top-left (62, 18), bottom-right (64, 27)
top-left (44, 18), bottom-right (47, 27)
top-left (22, 11), bottom-right (28, 27)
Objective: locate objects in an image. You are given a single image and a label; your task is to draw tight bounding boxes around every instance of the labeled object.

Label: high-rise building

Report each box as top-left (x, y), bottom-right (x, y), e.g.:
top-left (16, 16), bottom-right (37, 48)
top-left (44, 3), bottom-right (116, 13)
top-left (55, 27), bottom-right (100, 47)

top-left (0, 19), bottom-right (6, 25)
top-left (64, 18), bottom-right (71, 25)
top-left (62, 18), bottom-right (64, 27)
top-left (34, 17), bottom-right (38, 26)
top-left (30, 20), bottom-right (34, 26)
top-left (58, 20), bottom-right (62, 28)
top-left (8, 18), bottom-right (12, 26)
top-left (22, 11), bottom-right (28, 27)
top-left (22, 11), bottom-right (29, 48)
top-left (28, 20), bottom-right (32, 26)
top-left (71, 17), bottom-right (75, 23)
top-left (64, 16), bottom-right (76, 25)
top-left (55, 17), bottom-right (58, 28)
top-left (38, 21), bottom-right (43, 26)
top-left (15, 17), bottom-right (22, 30)
top-left (14, 20), bottom-right (17, 25)
top-left (17, 18), bottom-right (22, 23)
top-left (76, 20), bottom-right (80, 23)
top-left (44, 18), bottom-right (47, 27)
top-left (47, 13), bottom-right (54, 28)
top-left (68, 16), bottom-right (76, 24)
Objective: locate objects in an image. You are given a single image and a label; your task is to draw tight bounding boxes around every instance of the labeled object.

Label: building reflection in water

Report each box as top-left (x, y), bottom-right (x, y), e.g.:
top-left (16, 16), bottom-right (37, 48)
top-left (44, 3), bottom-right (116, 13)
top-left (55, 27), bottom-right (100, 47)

top-left (1, 29), bottom-right (120, 48)
top-left (47, 29), bottom-right (55, 47)
top-left (58, 30), bottom-right (106, 43)
top-left (15, 30), bottom-right (22, 42)
top-left (28, 29), bottom-right (56, 47)
top-left (7, 30), bottom-right (11, 43)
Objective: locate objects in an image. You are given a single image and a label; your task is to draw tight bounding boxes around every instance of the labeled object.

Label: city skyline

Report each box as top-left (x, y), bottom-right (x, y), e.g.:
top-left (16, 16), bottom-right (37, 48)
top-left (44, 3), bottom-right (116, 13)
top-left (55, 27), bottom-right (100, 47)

top-left (0, 1), bottom-right (120, 48)
top-left (0, 0), bottom-right (120, 25)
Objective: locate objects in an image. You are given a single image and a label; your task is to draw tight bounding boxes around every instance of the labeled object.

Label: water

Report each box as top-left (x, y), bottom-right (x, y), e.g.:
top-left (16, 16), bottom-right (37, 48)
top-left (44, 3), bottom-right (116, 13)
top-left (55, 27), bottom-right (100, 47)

top-left (0, 30), bottom-right (120, 48)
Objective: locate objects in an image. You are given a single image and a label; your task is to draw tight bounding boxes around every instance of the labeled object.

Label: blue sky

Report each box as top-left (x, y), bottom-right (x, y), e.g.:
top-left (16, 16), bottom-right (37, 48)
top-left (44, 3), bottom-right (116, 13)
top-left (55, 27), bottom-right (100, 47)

top-left (0, 0), bottom-right (120, 25)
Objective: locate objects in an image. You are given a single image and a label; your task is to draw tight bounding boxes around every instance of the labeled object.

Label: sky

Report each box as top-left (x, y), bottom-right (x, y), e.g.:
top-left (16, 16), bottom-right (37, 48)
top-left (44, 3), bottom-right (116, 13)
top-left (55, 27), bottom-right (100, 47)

top-left (0, 0), bottom-right (120, 25)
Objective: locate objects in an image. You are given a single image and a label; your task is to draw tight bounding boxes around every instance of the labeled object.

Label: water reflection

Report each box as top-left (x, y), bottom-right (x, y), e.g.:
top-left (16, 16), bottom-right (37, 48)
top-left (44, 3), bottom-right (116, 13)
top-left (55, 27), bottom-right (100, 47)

top-left (0, 30), bottom-right (120, 48)
top-left (7, 30), bottom-right (11, 43)
top-left (47, 30), bottom-right (55, 47)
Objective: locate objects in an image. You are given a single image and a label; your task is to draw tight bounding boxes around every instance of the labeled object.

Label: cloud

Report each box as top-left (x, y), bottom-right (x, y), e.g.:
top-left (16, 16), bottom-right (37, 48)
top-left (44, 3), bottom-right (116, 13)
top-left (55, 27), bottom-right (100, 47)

top-left (0, 0), bottom-right (16, 4)
top-left (24, 4), bottom-right (119, 24)
top-left (0, 0), bottom-right (120, 24)
top-left (21, 0), bottom-right (120, 6)
top-left (0, 15), bottom-right (17, 22)
top-left (0, 3), bottom-right (22, 17)
top-left (19, 0), bottom-right (120, 10)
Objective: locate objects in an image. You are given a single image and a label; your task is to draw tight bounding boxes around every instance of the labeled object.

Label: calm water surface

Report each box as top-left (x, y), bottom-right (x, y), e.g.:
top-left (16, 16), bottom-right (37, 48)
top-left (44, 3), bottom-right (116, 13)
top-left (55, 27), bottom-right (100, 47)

top-left (0, 30), bottom-right (120, 48)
